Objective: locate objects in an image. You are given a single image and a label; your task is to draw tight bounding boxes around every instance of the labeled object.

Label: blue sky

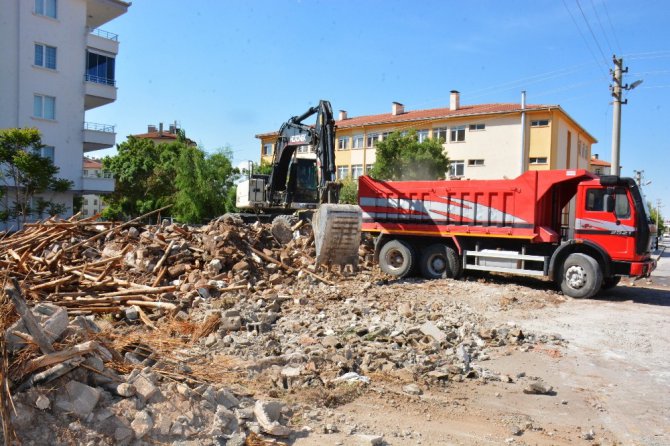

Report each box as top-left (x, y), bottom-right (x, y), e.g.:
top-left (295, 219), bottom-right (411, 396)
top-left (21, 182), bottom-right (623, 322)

top-left (87, 0), bottom-right (670, 210)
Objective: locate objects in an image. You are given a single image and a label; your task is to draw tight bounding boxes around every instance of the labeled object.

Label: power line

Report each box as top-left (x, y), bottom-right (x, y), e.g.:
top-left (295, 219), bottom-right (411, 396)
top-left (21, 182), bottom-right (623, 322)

top-left (601, 0), bottom-right (623, 55)
top-left (624, 51), bottom-right (670, 61)
top-left (561, 0), bottom-right (609, 77)
top-left (589, 0), bottom-right (614, 55)
top-left (406, 62), bottom-right (595, 110)
top-left (575, 0), bottom-right (609, 65)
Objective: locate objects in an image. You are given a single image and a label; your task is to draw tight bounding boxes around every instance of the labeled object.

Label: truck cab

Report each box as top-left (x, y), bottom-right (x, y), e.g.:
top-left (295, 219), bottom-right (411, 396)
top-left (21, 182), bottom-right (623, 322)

top-left (575, 176), bottom-right (656, 277)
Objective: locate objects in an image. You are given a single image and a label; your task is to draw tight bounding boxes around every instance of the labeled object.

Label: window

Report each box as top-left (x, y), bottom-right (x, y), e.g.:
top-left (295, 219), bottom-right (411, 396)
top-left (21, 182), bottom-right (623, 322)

top-left (449, 160), bottom-right (464, 177)
top-left (417, 129), bottom-right (429, 143)
top-left (468, 159), bottom-right (484, 166)
top-left (263, 143), bottom-right (273, 156)
top-left (432, 127), bottom-right (447, 141)
top-left (366, 133), bottom-right (378, 148)
top-left (380, 132), bottom-right (392, 141)
top-left (103, 170), bottom-right (112, 179)
top-left (34, 44), bottom-right (57, 69)
top-left (351, 164), bottom-right (364, 179)
top-left (450, 126), bottom-right (465, 142)
top-left (86, 51), bottom-right (116, 85)
top-left (336, 166), bottom-right (349, 179)
top-left (83, 198), bottom-right (89, 206)
top-left (82, 209), bottom-right (88, 216)
top-left (33, 94), bottom-right (55, 119)
top-left (352, 135), bottom-right (364, 149)
top-left (365, 164), bottom-right (373, 173)
top-left (595, 168), bottom-right (602, 175)
top-left (469, 123), bottom-right (485, 131)
top-left (531, 120), bottom-right (550, 127)
top-left (93, 199), bottom-right (98, 206)
top-left (41, 146), bottom-right (55, 162)
top-left (83, 170), bottom-right (89, 177)
top-left (529, 157), bottom-right (548, 164)
top-left (585, 188), bottom-right (630, 218)
top-left (35, 0), bottom-right (57, 18)
top-left (337, 137), bottom-right (348, 150)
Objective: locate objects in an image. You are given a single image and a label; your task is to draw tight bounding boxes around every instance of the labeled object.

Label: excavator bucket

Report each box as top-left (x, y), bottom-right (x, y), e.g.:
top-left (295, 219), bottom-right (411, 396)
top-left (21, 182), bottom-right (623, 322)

top-left (313, 204), bottom-right (362, 268)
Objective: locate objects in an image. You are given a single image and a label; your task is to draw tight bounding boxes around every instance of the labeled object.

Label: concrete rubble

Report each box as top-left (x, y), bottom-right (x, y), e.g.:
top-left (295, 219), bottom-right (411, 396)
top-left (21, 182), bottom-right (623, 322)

top-left (0, 212), bottom-right (563, 445)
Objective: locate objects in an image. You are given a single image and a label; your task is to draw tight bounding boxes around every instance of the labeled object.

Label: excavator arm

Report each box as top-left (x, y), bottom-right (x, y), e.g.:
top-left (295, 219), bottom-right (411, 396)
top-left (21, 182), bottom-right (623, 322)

top-left (267, 100), bottom-right (339, 207)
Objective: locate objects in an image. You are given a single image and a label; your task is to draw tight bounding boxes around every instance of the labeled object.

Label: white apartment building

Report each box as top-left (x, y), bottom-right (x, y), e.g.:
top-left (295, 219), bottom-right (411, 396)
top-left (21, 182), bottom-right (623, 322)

top-left (0, 0), bottom-right (128, 228)
top-left (81, 157), bottom-right (112, 217)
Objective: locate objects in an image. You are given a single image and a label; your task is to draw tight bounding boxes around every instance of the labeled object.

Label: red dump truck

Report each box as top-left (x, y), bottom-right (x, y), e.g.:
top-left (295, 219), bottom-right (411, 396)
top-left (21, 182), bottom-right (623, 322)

top-left (358, 169), bottom-right (657, 298)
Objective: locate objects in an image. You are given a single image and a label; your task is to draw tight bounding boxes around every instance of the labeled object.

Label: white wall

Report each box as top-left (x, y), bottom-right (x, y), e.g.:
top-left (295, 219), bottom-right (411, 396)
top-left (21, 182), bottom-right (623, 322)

top-left (442, 116), bottom-right (522, 179)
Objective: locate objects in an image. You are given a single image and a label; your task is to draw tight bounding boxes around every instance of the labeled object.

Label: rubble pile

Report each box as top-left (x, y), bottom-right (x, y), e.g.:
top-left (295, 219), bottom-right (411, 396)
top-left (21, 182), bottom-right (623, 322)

top-left (0, 212), bottom-right (561, 445)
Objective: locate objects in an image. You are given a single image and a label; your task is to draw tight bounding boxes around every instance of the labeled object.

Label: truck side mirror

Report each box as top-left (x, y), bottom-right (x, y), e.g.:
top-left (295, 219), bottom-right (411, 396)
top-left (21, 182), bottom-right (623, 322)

top-left (605, 195), bottom-right (615, 213)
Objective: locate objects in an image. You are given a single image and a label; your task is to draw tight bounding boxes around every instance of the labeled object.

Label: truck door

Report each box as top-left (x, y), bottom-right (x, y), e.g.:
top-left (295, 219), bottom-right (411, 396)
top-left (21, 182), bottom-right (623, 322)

top-left (576, 186), bottom-right (636, 259)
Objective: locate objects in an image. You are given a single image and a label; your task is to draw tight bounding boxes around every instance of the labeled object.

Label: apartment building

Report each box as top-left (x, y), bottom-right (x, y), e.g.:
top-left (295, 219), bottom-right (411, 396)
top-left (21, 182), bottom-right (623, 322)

top-left (257, 91), bottom-right (597, 181)
top-left (81, 157), bottom-right (112, 217)
top-left (0, 0), bottom-right (128, 228)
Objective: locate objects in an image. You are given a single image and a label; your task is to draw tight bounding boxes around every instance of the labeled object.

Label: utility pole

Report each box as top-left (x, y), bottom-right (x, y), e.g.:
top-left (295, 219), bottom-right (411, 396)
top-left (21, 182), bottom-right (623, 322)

top-left (610, 56), bottom-right (625, 177)
top-left (610, 56), bottom-right (643, 177)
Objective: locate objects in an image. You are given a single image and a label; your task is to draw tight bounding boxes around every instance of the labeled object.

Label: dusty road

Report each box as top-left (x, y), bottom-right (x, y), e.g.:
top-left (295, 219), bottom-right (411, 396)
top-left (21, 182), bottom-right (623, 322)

top-left (295, 251), bottom-right (670, 446)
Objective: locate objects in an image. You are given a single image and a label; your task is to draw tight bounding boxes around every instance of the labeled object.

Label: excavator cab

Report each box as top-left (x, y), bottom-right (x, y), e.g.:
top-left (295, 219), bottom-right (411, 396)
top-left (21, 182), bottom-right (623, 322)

top-left (286, 157), bottom-right (319, 205)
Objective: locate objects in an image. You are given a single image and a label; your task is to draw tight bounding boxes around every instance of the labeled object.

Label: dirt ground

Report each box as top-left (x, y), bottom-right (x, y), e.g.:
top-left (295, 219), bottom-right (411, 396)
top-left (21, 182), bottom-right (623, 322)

top-left (293, 250), bottom-right (670, 446)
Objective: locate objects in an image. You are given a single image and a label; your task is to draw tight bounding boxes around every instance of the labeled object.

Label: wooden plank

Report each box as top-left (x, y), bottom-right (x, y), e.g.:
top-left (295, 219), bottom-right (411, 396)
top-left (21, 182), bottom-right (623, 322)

top-left (4, 279), bottom-right (55, 354)
top-left (22, 341), bottom-right (99, 374)
top-left (64, 205), bottom-right (172, 252)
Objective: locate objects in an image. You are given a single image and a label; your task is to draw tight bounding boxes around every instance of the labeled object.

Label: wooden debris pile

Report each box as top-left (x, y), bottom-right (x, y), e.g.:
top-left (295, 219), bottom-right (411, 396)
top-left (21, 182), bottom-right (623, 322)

top-left (0, 209), bottom-right (372, 389)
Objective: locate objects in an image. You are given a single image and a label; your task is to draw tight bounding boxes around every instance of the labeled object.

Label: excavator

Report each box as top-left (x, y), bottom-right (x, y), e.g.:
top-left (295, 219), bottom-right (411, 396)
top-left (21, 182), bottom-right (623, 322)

top-left (236, 100), bottom-right (361, 268)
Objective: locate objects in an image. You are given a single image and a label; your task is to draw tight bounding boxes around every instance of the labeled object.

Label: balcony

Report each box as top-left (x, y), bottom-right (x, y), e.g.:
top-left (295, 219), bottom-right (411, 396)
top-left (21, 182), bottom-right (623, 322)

top-left (85, 0), bottom-right (130, 29)
top-left (84, 75), bottom-right (117, 110)
top-left (87, 28), bottom-right (119, 55)
top-left (81, 173), bottom-right (115, 194)
top-left (83, 122), bottom-right (116, 152)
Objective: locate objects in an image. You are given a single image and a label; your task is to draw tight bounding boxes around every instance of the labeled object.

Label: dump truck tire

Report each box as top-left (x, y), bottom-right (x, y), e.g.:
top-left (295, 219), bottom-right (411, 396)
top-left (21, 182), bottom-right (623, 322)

top-left (379, 240), bottom-right (415, 278)
top-left (420, 244), bottom-right (462, 279)
top-left (560, 253), bottom-right (602, 298)
top-left (601, 276), bottom-right (621, 290)
top-left (271, 215), bottom-right (298, 244)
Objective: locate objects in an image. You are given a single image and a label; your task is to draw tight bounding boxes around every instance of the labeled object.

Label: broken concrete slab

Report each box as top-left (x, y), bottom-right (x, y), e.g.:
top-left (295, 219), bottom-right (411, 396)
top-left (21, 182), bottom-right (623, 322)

top-left (54, 380), bottom-right (101, 417)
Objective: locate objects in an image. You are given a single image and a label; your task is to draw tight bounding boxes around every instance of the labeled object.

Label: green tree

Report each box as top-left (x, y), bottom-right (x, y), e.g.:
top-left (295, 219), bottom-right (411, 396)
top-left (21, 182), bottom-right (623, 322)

top-left (0, 128), bottom-right (73, 226)
top-left (102, 136), bottom-right (169, 219)
top-left (649, 202), bottom-right (666, 235)
top-left (339, 177), bottom-right (358, 204)
top-left (102, 136), bottom-right (239, 223)
top-left (369, 130), bottom-right (449, 181)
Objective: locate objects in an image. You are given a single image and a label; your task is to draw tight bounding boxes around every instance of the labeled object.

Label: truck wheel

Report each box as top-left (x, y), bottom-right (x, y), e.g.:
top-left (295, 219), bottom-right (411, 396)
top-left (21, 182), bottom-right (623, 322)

top-left (560, 253), bottom-right (603, 298)
top-left (601, 276), bottom-right (621, 290)
top-left (271, 215), bottom-right (298, 244)
top-left (379, 240), bottom-right (415, 278)
top-left (420, 244), bottom-right (462, 279)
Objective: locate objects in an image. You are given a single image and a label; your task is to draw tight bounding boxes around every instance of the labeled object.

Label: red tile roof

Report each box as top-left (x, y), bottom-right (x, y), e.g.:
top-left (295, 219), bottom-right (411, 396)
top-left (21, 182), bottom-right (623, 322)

top-left (133, 131), bottom-right (180, 140)
top-left (256, 103), bottom-right (566, 138)
top-left (590, 158), bottom-right (611, 167)
top-left (334, 103), bottom-right (553, 129)
top-left (83, 158), bottom-right (102, 168)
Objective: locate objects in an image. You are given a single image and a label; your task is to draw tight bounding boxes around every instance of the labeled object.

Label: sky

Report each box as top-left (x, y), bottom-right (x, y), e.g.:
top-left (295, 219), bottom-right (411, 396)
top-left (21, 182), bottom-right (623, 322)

top-left (87, 0), bottom-right (670, 213)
